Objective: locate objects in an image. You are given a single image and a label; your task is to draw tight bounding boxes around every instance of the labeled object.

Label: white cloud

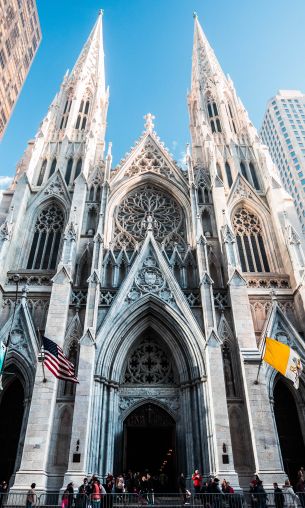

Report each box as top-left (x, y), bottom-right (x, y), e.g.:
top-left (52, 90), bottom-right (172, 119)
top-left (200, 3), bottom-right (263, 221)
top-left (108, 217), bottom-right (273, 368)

top-left (0, 176), bottom-right (13, 189)
top-left (178, 150), bottom-right (187, 170)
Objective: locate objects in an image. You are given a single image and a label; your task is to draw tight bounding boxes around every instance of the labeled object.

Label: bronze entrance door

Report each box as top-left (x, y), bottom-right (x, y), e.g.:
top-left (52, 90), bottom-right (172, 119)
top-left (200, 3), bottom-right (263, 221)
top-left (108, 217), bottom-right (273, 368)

top-left (123, 403), bottom-right (176, 491)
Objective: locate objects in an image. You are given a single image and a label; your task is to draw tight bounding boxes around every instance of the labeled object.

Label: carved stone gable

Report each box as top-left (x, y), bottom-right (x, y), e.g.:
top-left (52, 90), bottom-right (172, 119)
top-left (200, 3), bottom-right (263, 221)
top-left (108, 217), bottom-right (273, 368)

top-left (127, 250), bottom-right (176, 307)
top-left (124, 137), bottom-right (175, 178)
top-left (44, 174), bottom-right (65, 197)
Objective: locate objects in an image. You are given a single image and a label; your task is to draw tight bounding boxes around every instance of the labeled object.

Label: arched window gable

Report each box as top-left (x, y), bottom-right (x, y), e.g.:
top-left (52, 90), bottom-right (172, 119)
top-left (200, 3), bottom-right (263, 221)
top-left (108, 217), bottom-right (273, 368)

top-left (26, 203), bottom-right (65, 270)
top-left (233, 206), bottom-right (270, 273)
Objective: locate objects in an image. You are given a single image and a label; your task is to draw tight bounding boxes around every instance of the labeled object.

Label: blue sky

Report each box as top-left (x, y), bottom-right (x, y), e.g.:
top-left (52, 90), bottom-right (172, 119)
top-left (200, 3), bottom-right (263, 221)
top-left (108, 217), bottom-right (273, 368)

top-left (1, 0), bottom-right (305, 189)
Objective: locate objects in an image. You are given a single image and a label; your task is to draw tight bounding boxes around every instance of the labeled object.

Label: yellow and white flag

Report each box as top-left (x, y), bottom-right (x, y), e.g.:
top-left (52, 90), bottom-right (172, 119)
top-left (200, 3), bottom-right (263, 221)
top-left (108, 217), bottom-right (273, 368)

top-left (263, 338), bottom-right (303, 389)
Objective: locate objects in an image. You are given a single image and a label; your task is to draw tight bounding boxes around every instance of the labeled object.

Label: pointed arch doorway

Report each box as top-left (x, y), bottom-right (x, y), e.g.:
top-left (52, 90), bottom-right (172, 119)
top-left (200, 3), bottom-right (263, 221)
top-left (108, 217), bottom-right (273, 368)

top-left (123, 403), bottom-right (176, 490)
top-left (273, 378), bottom-right (305, 483)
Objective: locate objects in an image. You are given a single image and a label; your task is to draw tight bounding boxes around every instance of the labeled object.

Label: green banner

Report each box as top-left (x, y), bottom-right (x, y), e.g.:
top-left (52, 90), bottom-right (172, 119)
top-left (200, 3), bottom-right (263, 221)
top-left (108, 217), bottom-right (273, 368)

top-left (0, 342), bottom-right (6, 375)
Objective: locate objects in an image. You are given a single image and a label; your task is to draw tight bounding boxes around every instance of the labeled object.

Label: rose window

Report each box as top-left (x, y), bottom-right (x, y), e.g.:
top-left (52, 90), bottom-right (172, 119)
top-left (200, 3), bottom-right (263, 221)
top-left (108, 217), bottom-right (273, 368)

top-left (115, 184), bottom-right (185, 246)
top-left (124, 337), bottom-right (175, 385)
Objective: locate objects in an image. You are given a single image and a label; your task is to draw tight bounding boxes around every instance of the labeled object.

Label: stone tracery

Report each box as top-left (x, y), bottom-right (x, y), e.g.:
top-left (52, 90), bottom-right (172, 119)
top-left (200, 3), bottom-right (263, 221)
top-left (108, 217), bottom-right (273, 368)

top-left (123, 337), bottom-right (175, 385)
top-left (114, 184), bottom-right (186, 249)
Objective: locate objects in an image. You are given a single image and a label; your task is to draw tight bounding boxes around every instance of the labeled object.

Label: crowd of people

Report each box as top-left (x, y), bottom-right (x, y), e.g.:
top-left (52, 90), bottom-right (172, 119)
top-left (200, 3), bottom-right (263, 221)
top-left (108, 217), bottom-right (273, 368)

top-left (0, 467), bottom-right (305, 507)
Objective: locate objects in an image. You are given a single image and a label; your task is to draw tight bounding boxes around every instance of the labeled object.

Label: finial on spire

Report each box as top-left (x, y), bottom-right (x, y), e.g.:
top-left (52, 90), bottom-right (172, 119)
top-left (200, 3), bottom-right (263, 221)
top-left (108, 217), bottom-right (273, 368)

top-left (144, 113), bottom-right (155, 132)
top-left (99, 8), bottom-right (103, 16)
top-left (193, 11), bottom-right (198, 19)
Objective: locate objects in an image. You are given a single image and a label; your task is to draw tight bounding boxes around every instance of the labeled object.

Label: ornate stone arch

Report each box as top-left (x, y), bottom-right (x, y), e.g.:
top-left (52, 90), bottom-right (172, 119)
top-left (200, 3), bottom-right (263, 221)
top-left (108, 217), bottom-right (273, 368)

top-left (96, 295), bottom-right (206, 384)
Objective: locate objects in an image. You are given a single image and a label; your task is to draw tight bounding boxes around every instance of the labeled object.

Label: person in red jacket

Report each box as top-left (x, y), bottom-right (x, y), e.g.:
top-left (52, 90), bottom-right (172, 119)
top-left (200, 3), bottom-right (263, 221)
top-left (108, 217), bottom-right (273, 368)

top-left (192, 470), bottom-right (202, 495)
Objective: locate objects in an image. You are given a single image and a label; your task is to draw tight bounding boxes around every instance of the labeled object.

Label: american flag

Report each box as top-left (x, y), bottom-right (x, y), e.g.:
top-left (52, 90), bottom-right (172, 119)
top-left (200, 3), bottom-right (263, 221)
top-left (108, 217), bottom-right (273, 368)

top-left (42, 336), bottom-right (78, 383)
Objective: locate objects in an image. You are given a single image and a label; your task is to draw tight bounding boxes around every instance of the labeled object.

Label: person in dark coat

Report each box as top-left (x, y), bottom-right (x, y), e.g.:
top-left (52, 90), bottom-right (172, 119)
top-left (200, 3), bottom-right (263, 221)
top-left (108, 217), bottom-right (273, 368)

top-left (255, 480), bottom-right (267, 508)
top-left (178, 474), bottom-right (187, 504)
top-left (273, 483), bottom-right (284, 508)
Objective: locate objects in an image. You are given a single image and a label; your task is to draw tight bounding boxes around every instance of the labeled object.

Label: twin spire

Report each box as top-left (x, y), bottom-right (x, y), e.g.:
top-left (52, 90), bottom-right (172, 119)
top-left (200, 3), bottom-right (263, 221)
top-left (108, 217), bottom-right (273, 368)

top-left (69, 9), bottom-right (105, 94)
top-left (67, 9), bottom-right (225, 113)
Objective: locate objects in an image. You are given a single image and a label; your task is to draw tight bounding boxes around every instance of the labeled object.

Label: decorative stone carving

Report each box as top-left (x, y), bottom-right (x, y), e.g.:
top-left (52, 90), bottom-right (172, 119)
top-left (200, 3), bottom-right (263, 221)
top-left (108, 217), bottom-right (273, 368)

top-left (127, 253), bottom-right (176, 307)
top-left (245, 275), bottom-right (290, 289)
top-left (124, 337), bottom-right (175, 385)
top-left (44, 175), bottom-right (65, 196)
top-left (6, 272), bottom-right (53, 286)
top-left (135, 256), bottom-right (165, 293)
top-left (123, 139), bottom-right (176, 179)
top-left (214, 291), bottom-right (229, 309)
top-left (114, 184), bottom-right (185, 250)
top-left (0, 221), bottom-right (10, 242)
top-left (71, 290), bottom-right (88, 306)
top-left (100, 290), bottom-right (116, 306)
top-left (64, 221), bottom-right (77, 241)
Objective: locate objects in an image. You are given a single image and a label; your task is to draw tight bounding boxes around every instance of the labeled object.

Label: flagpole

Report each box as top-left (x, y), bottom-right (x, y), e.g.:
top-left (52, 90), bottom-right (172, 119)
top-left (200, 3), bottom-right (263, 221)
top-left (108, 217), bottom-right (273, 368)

top-left (254, 335), bottom-right (267, 385)
top-left (0, 274), bottom-right (20, 391)
top-left (254, 290), bottom-right (276, 385)
top-left (37, 328), bottom-right (47, 383)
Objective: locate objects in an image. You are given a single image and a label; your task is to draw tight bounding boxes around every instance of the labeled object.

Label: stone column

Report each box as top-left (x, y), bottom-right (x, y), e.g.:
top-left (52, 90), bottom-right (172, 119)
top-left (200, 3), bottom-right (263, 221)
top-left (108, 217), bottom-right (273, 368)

top-left (228, 270), bottom-right (286, 486)
top-left (205, 334), bottom-right (240, 484)
top-left (13, 266), bottom-right (72, 491)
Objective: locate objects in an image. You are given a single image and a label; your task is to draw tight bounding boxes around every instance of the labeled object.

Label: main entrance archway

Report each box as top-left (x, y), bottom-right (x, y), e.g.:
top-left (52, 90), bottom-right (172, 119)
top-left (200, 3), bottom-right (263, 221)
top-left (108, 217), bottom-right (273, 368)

top-left (274, 378), bottom-right (305, 483)
top-left (124, 403), bottom-right (176, 490)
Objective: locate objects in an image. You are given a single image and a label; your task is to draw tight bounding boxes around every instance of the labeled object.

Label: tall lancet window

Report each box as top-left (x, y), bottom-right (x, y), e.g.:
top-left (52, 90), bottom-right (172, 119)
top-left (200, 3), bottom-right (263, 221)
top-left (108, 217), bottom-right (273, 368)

top-left (249, 162), bottom-right (260, 191)
top-left (233, 207), bottom-right (270, 273)
top-left (37, 159), bottom-right (47, 186)
top-left (27, 204), bottom-right (64, 270)
top-left (74, 158), bottom-right (82, 180)
top-left (240, 161), bottom-right (248, 181)
top-left (65, 158), bottom-right (73, 185)
top-left (225, 162), bottom-right (233, 188)
top-left (207, 99), bottom-right (222, 133)
top-left (49, 158), bottom-right (57, 178)
top-left (60, 98), bottom-right (72, 130)
top-left (75, 98), bottom-right (90, 130)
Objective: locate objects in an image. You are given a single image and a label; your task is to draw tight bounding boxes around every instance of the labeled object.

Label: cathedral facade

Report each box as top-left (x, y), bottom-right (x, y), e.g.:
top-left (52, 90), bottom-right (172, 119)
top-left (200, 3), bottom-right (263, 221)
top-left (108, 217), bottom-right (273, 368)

top-left (0, 11), bottom-right (305, 492)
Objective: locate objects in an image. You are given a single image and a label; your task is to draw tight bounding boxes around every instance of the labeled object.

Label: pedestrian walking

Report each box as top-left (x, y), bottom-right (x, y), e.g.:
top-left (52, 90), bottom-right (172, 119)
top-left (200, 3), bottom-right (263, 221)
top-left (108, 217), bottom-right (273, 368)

top-left (26, 483), bottom-right (36, 508)
top-left (283, 480), bottom-right (299, 508)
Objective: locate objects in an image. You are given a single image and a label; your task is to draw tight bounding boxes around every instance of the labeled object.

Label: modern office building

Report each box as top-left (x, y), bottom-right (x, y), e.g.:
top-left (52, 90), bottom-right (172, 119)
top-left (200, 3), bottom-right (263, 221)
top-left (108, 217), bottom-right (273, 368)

top-left (261, 90), bottom-right (305, 232)
top-left (0, 0), bottom-right (41, 139)
top-left (0, 11), bottom-right (305, 494)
